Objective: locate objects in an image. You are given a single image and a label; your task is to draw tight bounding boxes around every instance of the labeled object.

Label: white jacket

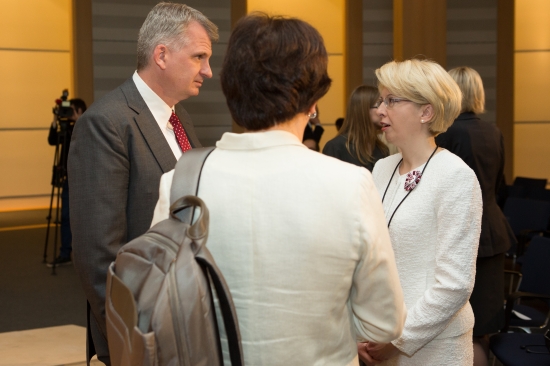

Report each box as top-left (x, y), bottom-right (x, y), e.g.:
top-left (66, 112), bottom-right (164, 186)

top-left (152, 130), bottom-right (406, 366)
top-left (372, 150), bottom-right (482, 357)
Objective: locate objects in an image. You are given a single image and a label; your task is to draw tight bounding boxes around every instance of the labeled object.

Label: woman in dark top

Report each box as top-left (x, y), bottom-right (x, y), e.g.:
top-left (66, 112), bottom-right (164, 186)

top-left (436, 66), bottom-right (515, 366)
top-left (323, 85), bottom-right (389, 171)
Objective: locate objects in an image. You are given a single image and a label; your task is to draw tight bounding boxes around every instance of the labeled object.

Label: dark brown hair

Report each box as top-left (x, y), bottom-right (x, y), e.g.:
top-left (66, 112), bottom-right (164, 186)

top-left (339, 85), bottom-right (388, 164)
top-left (220, 13), bottom-right (332, 130)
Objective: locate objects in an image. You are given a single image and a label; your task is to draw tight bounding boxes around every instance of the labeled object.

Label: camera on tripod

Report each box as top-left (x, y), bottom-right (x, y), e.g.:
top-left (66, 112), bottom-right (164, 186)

top-left (53, 89), bottom-right (75, 127)
top-left (51, 89), bottom-right (74, 188)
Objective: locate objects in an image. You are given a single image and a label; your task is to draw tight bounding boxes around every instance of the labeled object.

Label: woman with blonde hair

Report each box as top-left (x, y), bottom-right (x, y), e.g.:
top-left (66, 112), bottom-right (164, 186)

top-left (436, 66), bottom-right (515, 366)
top-left (323, 85), bottom-right (389, 171)
top-left (358, 59), bottom-right (483, 365)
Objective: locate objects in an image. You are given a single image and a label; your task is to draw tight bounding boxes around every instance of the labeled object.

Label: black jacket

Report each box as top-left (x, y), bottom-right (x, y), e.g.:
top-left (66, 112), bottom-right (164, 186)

top-left (322, 134), bottom-right (387, 172)
top-left (436, 112), bottom-right (515, 257)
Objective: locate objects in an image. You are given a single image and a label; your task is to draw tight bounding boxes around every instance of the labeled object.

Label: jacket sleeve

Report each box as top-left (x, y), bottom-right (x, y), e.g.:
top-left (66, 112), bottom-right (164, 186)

top-left (68, 109), bottom-right (130, 338)
top-left (351, 170), bottom-right (407, 343)
top-left (311, 125), bottom-right (324, 142)
top-left (496, 132), bottom-right (506, 195)
top-left (391, 166), bottom-right (482, 355)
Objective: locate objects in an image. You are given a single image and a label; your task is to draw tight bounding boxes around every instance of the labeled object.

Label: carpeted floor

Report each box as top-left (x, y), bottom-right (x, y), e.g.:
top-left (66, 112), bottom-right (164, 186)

top-left (0, 209), bottom-right (86, 333)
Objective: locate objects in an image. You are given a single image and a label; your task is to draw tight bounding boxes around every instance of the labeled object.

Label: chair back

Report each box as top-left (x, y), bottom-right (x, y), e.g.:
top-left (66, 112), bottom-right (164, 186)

top-left (503, 197), bottom-right (550, 235)
top-left (513, 176), bottom-right (548, 191)
top-left (507, 185), bottom-right (526, 199)
top-left (518, 236), bottom-right (550, 296)
top-left (529, 188), bottom-right (550, 202)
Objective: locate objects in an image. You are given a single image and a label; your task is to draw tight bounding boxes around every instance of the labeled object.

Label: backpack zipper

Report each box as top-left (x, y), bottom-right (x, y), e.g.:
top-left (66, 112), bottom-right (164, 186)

top-left (145, 232), bottom-right (180, 256)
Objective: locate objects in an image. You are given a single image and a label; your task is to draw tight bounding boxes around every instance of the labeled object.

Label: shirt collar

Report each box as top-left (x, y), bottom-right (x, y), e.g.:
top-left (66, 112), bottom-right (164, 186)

top-left (132, 71), bottom-right (173, 127)
top-left (216, 130), bottom-right (305, 150)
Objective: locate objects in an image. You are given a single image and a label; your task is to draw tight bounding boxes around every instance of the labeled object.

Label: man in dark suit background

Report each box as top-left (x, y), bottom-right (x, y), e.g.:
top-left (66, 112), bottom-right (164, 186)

top-left (68, 3), bottom-right (218, 364)
top-left (47, 98), bottom-right (86, 267)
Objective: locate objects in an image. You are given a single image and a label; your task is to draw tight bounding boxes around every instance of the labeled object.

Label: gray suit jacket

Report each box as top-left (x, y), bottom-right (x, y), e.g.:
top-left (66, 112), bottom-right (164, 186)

top-left (68, 78), bottom-right (201, 364)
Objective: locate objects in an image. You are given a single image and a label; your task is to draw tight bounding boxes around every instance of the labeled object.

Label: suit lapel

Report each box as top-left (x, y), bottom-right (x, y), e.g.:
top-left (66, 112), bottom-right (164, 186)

top-left (120, 78), bottom-right (177, 173)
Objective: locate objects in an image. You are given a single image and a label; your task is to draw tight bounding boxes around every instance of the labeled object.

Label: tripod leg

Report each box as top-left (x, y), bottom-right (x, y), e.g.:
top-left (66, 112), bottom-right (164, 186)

top-left (43, 184), bottom-right (56, 263)
top-left (51, 181), bottom-right (63, 275)
top-left (44, 141), bottom-right (61, 263)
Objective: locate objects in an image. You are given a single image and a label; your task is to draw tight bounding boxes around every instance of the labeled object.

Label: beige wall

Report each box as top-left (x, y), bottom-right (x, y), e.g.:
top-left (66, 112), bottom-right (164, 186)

top-left (514, 0), bottom-right (550, 184)
top-left (0, 0), bottom-right (73, 211)
top-left (247, 0), bottom-right (345, 149)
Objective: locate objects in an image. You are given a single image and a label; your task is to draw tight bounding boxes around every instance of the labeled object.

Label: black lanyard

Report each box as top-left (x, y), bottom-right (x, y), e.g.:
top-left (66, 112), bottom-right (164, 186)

top-left (382, 145), bottom-right (438, 227)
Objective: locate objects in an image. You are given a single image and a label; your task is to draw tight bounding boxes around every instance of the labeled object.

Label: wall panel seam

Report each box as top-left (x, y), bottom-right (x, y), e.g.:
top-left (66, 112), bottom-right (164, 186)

top-left (0, 128), bottom-right (49, 131)
top-left (0, 194), bottom-right (51, 200)
top-left (0, 48), bottom-right (69, 53)
top-left (514, 121), bottom-right (550, 124)
top-left (516, 49), bottom-right (550, 53)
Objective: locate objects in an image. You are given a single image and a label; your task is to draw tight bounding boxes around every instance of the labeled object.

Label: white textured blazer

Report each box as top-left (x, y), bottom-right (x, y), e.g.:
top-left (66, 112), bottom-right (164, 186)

top-left (372, 150), bottom-right (482, 357)
top-left (152, 130), bottom-right (406, 366)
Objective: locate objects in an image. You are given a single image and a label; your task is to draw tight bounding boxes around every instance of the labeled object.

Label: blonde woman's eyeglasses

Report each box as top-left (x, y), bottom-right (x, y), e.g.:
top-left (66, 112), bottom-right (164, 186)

top-left (374, 96), bottom-right (413, 109)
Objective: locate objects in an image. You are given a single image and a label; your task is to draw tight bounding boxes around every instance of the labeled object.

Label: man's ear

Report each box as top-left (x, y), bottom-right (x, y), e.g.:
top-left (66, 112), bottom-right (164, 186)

top-left (153, 44), bottom-right (168, 70)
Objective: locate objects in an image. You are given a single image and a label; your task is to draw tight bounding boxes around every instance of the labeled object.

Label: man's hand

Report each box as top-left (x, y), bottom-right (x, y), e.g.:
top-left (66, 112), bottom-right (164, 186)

top-left (357, 342), bottom-right (380, 365)
top-left (366, 341), bottom-right (400, 362)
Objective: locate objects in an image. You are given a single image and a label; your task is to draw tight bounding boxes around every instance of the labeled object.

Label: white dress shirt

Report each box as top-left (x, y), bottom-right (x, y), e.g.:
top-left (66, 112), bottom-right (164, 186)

top-left (132, 71), bottom-right (182, 159)
top-left (152, 130), bottom-right (406, 366)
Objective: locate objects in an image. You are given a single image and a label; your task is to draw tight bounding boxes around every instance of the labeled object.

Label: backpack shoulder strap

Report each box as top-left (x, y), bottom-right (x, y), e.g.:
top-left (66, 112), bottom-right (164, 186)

top-left (196, 250), bottom-right (244, 366)
top-left (169, 147), bottom-right (215, 224)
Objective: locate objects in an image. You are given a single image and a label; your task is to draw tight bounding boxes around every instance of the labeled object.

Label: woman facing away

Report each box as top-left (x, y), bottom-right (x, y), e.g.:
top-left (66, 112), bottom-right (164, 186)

top-left (152, 13), bottom-right (406, 366)
top-left (358, 59), bottom-right (483, 366)
top-left (323, 85), bottom-right (390, 171)
top-left (436, 66), bottom-right (515, 366)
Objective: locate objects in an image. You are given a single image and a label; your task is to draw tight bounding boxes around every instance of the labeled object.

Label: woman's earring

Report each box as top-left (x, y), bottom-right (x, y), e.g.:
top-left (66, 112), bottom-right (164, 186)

top-left (421, 119), bottom-right (425, 124)
top-left (308, 112), bottom-right (318, 119)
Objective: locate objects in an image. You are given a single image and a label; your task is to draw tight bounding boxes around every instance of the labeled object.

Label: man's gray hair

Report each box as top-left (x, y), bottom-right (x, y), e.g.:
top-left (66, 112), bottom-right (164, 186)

top-left (137, 2), bottom-right (219, 70)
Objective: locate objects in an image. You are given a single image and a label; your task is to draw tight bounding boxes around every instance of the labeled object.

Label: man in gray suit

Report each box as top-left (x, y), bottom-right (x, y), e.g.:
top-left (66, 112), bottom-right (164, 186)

top-left (68, 3), bottom-right (218, 365)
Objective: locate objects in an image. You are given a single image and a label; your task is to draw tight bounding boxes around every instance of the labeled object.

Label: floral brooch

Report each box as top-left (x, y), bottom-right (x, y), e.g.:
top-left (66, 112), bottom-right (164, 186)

top-left (404, 171), bottom-right (422, 191)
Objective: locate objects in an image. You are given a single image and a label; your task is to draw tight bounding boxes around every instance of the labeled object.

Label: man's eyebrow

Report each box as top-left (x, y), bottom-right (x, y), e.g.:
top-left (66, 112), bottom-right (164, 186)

top-left (195, 50), bottom-right (211, 57)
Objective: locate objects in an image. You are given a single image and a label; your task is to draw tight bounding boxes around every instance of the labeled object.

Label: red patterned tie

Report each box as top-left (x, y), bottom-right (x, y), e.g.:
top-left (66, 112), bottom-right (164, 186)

top-left (169, 111), bottom-right (192, 153)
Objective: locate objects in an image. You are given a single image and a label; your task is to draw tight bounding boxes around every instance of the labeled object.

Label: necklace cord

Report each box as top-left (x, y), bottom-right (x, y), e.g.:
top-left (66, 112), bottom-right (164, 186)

top-left (382, 145), bottom-right (438, 227)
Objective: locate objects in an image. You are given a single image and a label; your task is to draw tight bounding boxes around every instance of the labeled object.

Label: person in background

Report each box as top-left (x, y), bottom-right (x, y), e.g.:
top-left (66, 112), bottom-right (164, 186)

top-left (360, 59), bottom-right (482, 365)
top-left (68, 3), bottom-right (217, 364)
top-left (335, 117), bottom-right (344, 131)
top-left (323, 85), bottom-right (389, 171)
top-left (47, 98), bottom-right (86, 267)
top-left (303, 105), bottom-right (324, 151)
top-left (152, 13), bottom-right (406, 366)
top-left (436, 66), bottom-right (515, 366)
